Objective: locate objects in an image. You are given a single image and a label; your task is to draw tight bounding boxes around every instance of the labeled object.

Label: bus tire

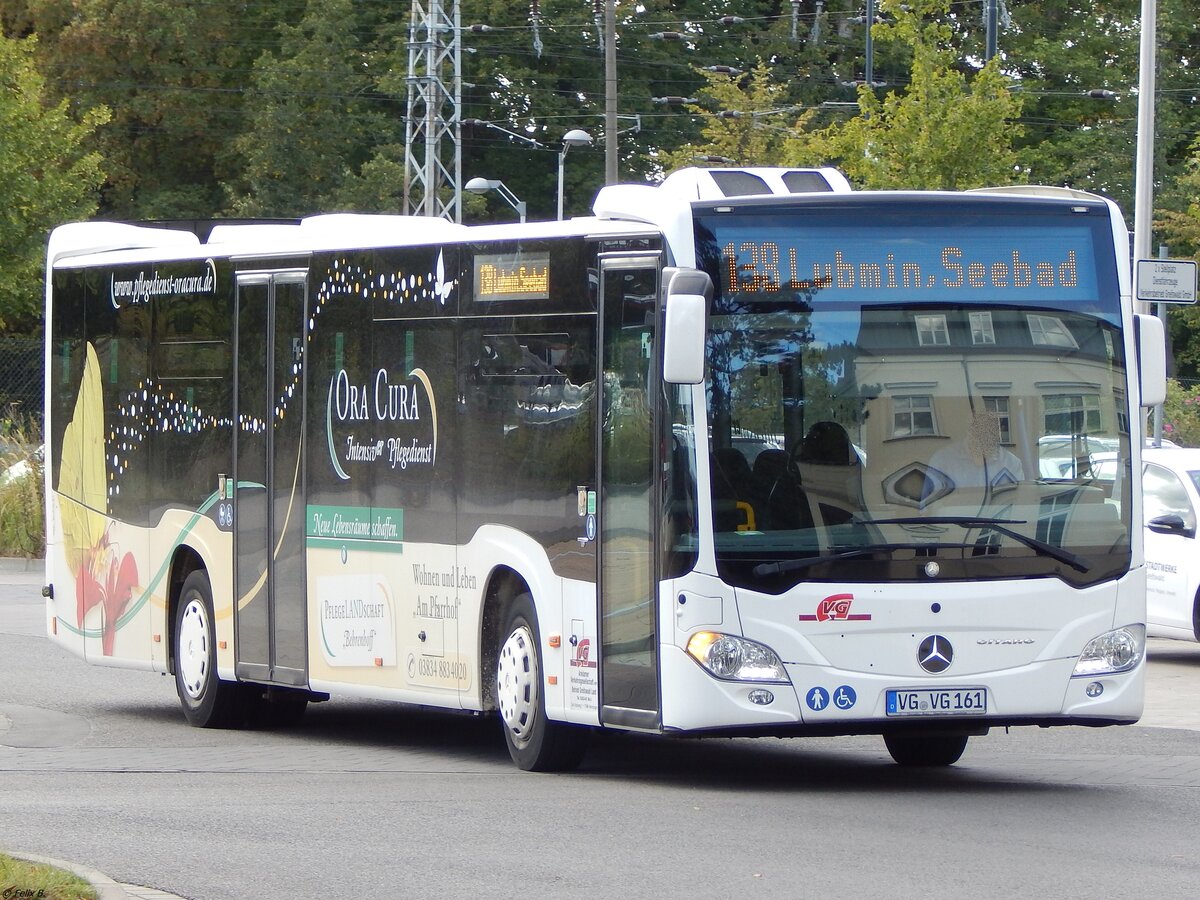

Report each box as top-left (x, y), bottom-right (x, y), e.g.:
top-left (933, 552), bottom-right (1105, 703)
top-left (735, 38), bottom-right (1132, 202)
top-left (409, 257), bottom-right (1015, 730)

top-left (495, 592), bottom-right (588, 772)
top-left (883, 732), bottom-right (969, 767)
top-left (174, 570), bottom-right (250, 728)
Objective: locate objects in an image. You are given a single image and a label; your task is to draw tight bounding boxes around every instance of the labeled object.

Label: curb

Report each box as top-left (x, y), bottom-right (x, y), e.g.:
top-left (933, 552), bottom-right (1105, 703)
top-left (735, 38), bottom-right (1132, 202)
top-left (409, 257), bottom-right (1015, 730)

top-left (0, 556), bottom-right (45, 587)
top-left (7, 851), bottom-right (127, 900)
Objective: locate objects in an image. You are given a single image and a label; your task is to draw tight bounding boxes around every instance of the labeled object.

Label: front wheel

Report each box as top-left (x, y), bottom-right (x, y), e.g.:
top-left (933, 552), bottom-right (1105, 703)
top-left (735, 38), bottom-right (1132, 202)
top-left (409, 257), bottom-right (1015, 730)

top-left (495, 593), bottom-right (589, 772)
top-left (174, 570), bottom-right (251, 728)
top-left (884, 732), bottom-right (969, 767)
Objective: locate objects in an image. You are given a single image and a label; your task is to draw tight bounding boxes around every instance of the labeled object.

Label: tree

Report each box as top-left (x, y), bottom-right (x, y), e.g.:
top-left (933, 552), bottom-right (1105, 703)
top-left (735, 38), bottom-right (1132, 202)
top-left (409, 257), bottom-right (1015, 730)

top-left (1158, 138), bottom-right (1200, 378)
top-left (0, 34), bottom-right (108, 332)
top-left (1003, 0), bottom-right (1199, 215)
top-left (1160, 139), bottom-right (1200, 260)
top-left (6, 0), bottom-right (1195, 240)
top-left (10, 0), bottom-right (276, 218)
top-left (224, 0), bottom-right (400, 216)
top-left (453, 0), bottom-right (711, 220)
top-left (659, 61), bottom-right (817, 171)
top-left (795, 0), bottom-right (1024, 189)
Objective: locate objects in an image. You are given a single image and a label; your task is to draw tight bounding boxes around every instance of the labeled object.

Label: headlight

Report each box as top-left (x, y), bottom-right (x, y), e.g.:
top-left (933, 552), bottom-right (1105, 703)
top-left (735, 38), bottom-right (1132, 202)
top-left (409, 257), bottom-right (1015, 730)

top-left (686, 631), bottom-right (789, 682)
top-left (1072, 624), bottom-right (1145, 677)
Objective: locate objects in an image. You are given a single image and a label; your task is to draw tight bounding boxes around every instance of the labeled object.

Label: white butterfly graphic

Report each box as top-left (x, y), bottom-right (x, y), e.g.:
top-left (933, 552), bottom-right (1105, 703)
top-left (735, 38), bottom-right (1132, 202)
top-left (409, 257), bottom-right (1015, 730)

top-left (433, 250), bottom-right (457, 304)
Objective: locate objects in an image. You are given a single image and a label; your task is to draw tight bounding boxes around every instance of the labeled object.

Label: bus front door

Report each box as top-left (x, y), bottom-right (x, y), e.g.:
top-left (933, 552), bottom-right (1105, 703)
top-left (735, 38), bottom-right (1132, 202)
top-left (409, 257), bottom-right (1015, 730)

top-left (598, 256), bottom-right (662, 729)
top-left (234, 271), bottom-right (309, 687)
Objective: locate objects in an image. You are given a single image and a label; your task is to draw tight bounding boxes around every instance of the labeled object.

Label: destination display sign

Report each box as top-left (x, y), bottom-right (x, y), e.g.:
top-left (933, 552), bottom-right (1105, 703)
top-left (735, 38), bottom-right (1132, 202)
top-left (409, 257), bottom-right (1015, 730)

top-left (474, 250), bottom-right (551, 302)
top-left (702, 218), bottom-right (1105, 304)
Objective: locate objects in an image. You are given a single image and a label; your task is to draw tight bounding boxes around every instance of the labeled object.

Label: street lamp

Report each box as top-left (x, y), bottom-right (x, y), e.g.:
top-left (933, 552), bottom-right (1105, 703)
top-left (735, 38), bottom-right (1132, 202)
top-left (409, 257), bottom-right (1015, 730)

top-left (557, 129), bottom-right (593, 220)
top-left (465, 177), bottom-right (527, 223)
top-left (461, 118), bottom-right (544, 149)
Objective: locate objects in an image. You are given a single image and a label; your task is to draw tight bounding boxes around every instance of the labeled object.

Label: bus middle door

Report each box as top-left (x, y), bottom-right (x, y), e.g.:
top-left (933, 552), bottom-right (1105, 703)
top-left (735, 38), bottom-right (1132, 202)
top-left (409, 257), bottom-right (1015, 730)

top-left (234, 269), bottom-right (309, 687)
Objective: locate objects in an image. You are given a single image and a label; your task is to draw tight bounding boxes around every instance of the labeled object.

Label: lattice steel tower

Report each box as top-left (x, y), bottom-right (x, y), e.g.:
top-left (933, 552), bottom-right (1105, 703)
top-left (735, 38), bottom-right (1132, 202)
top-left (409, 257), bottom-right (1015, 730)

top-left (403, 0), bottom-right (462, 221)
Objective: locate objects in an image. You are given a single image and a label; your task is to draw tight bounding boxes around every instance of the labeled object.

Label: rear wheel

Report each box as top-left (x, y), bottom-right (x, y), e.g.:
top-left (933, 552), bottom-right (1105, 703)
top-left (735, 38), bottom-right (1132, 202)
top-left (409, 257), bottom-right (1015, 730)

top-left (884, 732), bottom-right (969, 767)
top-left (174, 570), bottom-right (251, 728)
top-left (495, 593), bottom-right (588, 772)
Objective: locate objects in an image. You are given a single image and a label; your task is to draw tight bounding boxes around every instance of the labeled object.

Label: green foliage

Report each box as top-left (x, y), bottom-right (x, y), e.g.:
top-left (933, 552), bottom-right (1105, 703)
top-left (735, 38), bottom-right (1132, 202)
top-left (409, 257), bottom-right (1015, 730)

top-left (0, 34), bottom-right (108, 332)
top-left (1003, 0), bottom-right (1138, 206)
top-left (1160, 379), bottom-right (1200, 448)
top-left (0, 0), bottom-right (1196, 255)
top-left (17, 0), bottom-right (264, 218)
top-left (660, 61), bottom-right (817, 170)
top-left (225, 0), bottom-right (399, 216)
top-left (0, 419), bottom-right (44, 558)
top-left (1167, 306), bottom-right (1200, 380)
top-left (1004, 0), bottom-right (1197, 215)
top-left (1158, 140), bottom-right (1200, 379)
top-left (0, 854), bottom-right (95, 900)
top-left (1159, 137), bottom-right (1200, 260)
top-left (796, 0), bottom-right (1024, 189)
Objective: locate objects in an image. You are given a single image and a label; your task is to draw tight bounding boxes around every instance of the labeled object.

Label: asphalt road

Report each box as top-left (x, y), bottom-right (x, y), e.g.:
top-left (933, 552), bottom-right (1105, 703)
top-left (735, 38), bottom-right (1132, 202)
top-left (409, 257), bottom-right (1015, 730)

top-left (3, 563), bottom-right (1199, 900)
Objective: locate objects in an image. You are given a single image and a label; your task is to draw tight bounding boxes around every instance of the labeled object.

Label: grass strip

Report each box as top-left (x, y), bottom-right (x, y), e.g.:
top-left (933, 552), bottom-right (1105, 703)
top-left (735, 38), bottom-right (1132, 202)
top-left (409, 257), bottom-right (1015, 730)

top-left (0, 853), bottom-right (97, 900)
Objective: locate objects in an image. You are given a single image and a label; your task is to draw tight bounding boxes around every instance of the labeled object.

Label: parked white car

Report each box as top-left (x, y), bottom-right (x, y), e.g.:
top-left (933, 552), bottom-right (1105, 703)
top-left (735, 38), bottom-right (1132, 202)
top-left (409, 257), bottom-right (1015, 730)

top-left (1143, 447), bottom-right (1200, 642)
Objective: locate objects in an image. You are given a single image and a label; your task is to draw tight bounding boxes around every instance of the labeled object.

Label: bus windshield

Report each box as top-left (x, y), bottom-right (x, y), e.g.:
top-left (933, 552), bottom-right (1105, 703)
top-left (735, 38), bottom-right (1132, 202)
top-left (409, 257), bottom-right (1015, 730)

top-left (693, 197), bottom-right (1132, 591)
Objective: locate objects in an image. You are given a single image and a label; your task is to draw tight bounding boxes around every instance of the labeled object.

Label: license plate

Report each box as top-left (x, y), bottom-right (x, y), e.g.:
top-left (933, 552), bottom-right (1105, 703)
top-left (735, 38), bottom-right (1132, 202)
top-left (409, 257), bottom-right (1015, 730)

top-left (886, 688), bottom-right (987, 716)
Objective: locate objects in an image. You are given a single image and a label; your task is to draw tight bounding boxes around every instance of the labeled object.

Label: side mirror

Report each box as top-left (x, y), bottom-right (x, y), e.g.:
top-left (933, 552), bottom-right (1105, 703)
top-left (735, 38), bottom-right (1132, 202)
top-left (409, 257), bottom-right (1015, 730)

top-left (661, 267), bottom-right (711, 386)
top-left (1135, 314), bottom-right (1166, 407)
top-left (663, 293), bottom-right (706, 384)
top-left (1147, 513), bottom-right (1194, 538)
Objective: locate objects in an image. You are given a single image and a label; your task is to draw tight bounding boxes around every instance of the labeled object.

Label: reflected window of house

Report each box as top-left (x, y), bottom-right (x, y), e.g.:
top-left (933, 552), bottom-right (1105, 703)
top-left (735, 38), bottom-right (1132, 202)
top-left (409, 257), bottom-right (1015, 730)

top-left (893, 394), bottom-right (936, 438)
top-left (969, 311), bottom-right (995, 345)
top-left (982, 395), bottom-right (1012, 443)
top-left (1027, 314), bottom-right (1079, 349)
top-left (1045, 393), bottom-right (1102, 434)
top-left (915, 314), bottom-right (950, 346)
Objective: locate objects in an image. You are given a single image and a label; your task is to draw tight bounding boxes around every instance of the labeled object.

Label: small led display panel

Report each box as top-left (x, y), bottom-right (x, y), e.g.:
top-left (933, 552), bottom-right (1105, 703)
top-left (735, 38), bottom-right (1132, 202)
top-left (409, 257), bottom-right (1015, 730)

top-left (474, 251), bottom-right (551, 302)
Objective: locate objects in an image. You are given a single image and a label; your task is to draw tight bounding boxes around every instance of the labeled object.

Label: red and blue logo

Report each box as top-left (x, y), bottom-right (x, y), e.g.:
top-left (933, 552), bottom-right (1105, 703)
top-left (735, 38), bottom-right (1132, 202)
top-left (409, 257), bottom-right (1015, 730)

top-left (799, 593), bottom-right (872, 622)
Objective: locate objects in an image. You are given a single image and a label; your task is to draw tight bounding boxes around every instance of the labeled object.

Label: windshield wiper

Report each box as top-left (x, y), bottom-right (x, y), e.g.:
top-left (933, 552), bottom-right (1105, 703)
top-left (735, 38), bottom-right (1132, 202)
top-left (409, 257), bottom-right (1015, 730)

top-left (752, 543), bottom-right (973, 577)
top-left (853, 516), bottom-right (1090, 573)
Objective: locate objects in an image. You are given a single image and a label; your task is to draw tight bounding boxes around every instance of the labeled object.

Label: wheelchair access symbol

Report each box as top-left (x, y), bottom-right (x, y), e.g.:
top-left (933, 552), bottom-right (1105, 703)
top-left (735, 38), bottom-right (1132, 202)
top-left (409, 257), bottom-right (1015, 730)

top-left (833, 685), bottom-right (857, 710)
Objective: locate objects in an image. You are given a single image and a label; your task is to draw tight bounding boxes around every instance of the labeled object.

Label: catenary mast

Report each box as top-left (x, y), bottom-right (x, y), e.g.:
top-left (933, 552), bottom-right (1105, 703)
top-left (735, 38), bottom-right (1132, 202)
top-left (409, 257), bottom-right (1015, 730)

top-left (403, 0), bottom-right (463, 221)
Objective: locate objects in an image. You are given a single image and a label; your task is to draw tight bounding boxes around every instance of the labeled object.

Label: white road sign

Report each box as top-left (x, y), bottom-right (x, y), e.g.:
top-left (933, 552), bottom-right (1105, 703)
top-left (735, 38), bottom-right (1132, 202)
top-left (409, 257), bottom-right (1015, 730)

top-left (1136, 259), bottom-right (1198, 304)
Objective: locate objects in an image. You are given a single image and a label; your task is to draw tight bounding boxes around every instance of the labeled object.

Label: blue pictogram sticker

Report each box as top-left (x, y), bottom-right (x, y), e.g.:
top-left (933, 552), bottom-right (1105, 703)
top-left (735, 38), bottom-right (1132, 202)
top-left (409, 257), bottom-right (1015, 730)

top-left (833, 684), bottom-right (857, 710)
top-left (806, 686), bottom-right (830, 711)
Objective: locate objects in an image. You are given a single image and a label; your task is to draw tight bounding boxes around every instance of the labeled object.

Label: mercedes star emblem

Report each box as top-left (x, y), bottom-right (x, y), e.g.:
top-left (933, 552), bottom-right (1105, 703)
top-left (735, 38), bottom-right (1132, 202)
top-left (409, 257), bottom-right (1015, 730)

top-left (918, 634), bottom-right (953, 673)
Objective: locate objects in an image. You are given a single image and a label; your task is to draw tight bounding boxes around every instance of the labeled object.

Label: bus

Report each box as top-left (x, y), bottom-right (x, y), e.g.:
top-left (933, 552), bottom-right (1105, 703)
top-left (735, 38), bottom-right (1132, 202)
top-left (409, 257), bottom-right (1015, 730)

top-left (42, 167), bottom-right (1166, 770)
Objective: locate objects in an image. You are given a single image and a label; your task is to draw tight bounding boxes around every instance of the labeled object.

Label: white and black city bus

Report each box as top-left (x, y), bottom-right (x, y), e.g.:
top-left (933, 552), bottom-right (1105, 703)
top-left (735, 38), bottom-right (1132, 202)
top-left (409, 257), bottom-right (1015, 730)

top-left (43, 167), bottom-right (1166, 769)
